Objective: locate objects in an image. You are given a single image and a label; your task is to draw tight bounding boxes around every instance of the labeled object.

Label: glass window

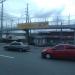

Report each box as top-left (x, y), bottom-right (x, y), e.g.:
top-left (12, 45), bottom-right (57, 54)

top-left (66, 45), bottom-right (75, 50)
top-left (53, 45), bottom-right (64, 50)
top-left (11, 43), bottom-right (21, 45)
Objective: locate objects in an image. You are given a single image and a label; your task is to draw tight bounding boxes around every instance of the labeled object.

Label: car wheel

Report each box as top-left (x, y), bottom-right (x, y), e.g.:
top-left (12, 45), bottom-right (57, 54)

top-left (45, 54), bottom-right (52, 59)
top-left (41, 54), bottom-right (46, 58)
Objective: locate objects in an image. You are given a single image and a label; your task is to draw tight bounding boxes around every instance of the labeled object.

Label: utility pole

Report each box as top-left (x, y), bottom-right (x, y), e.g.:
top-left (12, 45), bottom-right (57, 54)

top-left (6, 20), bottom-right (9, 38)
top-left (60, 21), bottom-right (63, 43)
top-left (68, 13), bottom-right (70, 25)
top-left (10, 19), bottom-right (13, 31)
top-left (56, 15), bottom-right (59, 31)
top-left (0, 0), bottom-right (6, 38)
top-left (25, 3), bottom-right (30, 45)
top-left (26, 3), bottom-right (29, 23)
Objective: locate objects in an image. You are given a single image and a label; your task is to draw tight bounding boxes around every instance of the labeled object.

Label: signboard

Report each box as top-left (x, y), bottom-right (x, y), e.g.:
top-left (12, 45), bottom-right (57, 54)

top-left (17, 22), bottom-right (48, 29)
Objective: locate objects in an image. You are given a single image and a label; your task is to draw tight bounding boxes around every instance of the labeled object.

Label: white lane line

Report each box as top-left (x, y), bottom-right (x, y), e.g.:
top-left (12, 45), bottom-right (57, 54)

top-left (0, 55), bottom-right (15, 59)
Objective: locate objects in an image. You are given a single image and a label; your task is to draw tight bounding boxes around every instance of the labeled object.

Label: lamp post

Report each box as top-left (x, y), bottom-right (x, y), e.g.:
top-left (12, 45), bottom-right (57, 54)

top-left (0, 0), bottom-right (6, 38)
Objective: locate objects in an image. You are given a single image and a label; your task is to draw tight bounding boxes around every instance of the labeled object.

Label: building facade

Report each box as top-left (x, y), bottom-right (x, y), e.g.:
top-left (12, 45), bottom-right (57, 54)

top-left (30, 31), bottom-right (74, 46)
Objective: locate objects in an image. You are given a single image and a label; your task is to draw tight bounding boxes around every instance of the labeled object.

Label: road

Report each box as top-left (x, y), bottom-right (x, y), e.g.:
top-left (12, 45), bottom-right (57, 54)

top-left (0, 43), bottom-right (75, 75)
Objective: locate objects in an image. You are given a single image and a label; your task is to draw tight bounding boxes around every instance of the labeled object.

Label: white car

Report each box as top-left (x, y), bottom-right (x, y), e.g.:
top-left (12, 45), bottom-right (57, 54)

top-left (4, 41), bottom-right (30, 52)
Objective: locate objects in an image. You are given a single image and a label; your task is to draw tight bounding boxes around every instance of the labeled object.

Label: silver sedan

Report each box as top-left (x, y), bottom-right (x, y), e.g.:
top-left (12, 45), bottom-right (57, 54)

top-left (4, 41), bottom-right (30, 52)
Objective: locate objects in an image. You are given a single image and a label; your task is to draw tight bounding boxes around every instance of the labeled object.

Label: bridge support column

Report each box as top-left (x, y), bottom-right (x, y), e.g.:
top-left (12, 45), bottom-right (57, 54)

top-left (24, 29), bottom-right (30, 45)
top-left (71, 29), bottom-right (75, 44)
top-left (74, 29), bottom-right (75, 44)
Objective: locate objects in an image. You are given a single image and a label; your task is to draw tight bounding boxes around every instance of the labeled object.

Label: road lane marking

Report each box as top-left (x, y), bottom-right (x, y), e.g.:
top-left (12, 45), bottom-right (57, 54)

top-left (0, 55), bottom-right (15, 59)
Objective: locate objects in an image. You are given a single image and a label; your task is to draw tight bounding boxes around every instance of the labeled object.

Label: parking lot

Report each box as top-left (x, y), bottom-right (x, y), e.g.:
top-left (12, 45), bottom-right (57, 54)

top-left (0, 43), bottom-right (75, 75)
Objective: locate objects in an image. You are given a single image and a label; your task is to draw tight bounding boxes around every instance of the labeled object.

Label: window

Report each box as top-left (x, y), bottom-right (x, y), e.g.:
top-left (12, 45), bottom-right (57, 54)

top-left (66, 45), bottom-right (75, 50)
top-left (53, 45), bottom-right (64, 50)
top-left (11, 43), bottom-right (21, 45)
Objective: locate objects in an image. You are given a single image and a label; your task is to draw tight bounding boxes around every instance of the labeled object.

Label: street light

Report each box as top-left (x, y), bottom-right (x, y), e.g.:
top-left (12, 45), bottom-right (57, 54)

top-left (0, 0), bottom-right (6, 38)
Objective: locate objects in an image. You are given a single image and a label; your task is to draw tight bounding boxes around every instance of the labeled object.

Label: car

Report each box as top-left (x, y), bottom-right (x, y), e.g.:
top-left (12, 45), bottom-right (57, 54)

top-left (4, 41), bottom-right (30, 52)
top-left (41, 44), bottom-right (75, 60)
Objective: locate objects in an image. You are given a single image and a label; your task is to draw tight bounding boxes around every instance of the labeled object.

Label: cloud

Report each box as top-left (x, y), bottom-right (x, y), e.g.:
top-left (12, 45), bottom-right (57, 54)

top-left (2, 0), bottom-right (75, 19)
top-left (34, 6), bottom-right (65, 18)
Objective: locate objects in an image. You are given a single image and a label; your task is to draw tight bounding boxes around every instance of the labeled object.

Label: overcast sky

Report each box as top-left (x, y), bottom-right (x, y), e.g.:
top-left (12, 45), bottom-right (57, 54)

top-left (2, 0), bottom-right (75, 19)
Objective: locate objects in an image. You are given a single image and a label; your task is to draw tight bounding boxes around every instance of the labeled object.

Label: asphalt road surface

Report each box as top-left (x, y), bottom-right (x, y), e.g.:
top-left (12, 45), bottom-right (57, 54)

top-left (0, 43), bottom-right (75, 75)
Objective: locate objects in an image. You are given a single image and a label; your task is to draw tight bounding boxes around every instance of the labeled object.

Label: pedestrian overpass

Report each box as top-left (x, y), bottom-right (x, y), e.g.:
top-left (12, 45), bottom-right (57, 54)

top-left (0, 21), bottom-right (75, 36)
top-left (17, 22), bottom-right (75, 30)
top-left (16, 22), bottom-right (75, 44)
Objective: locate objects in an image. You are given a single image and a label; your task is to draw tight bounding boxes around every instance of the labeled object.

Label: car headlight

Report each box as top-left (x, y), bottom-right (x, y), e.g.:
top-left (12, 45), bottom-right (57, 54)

top-left (42, 49), bottom-right (47, 52)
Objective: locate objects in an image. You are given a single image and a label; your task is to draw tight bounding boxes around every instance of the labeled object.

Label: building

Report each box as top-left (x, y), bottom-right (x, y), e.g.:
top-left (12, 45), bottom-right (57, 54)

top-left (30, 31), bottom-right (74, 46)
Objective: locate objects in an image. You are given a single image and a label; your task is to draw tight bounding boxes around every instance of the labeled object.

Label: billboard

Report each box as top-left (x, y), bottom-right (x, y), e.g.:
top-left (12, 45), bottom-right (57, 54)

top-left (17, 22), bottom-right (48, 29)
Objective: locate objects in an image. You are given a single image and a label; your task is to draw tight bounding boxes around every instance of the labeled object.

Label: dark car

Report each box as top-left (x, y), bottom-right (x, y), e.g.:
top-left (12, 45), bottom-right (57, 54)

top-left (41, 44), bottom-right (75, 59)
top-left (4, 41), bottom-right (30, 52)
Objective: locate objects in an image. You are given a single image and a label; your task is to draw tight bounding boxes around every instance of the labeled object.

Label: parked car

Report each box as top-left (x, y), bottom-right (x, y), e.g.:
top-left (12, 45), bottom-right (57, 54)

top-left (4, 41), bottom-right (30, 52)
top-left (41, 44), bottom-right (75, 59)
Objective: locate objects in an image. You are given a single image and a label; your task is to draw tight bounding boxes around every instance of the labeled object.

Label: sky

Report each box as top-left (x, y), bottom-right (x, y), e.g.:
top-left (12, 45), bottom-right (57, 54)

top-left (2, 0), bottom-right (75, 19)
